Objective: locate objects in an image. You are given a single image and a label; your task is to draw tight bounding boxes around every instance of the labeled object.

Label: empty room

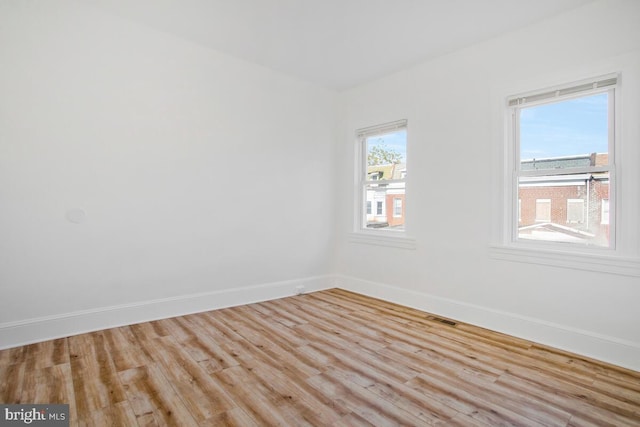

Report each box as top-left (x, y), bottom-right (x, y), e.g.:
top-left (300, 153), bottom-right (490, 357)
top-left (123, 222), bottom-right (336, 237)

top-left (1, 0), bottom-right (639, 425)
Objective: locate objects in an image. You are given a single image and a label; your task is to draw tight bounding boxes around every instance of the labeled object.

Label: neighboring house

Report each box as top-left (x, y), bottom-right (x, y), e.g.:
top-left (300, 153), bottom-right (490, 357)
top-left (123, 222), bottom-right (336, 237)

top-left (366, 163), bottom-right (406, 229)
top-left (518, 153), bottom-right (609, 244)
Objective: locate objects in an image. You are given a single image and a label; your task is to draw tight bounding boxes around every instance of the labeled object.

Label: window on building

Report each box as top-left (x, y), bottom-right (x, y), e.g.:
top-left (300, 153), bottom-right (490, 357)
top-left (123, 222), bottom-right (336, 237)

top-left (567, 199), bottom-right (585, 224)
top-left (509, 75), bottom-right (616, 247)
top-left (393, 198), bottom-right (403, 217)
top-left (535, 199), bottom-right (551, 222)
top-left (357, 120), bottom-right (407, 232)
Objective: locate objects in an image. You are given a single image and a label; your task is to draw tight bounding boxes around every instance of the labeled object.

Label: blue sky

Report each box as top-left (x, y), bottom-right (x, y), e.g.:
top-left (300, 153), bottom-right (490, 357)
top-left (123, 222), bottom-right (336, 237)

top-left (520, 92), bottom-right (608, 160)
top-left (367, 129), bottom-right (407, 162)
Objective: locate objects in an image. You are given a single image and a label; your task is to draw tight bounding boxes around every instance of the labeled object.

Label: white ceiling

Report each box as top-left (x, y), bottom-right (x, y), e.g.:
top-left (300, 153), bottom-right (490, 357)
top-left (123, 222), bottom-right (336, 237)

top-left (88, 0), bottom-right (597, 91)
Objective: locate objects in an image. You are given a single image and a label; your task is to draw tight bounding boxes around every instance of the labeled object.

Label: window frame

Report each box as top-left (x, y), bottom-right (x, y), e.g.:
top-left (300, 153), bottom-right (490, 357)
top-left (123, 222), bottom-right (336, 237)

top-left (490, 72), bottom-right (640, 277)
top-left (349, 120), bottom-right (416, 249)
top-left (508, 76), bottom-right (616, 251)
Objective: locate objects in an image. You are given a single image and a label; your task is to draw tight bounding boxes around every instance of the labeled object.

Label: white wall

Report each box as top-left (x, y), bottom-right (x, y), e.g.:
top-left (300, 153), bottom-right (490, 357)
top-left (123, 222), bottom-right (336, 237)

top-left (0, 0), bottom-right (337, 343)
top-left (2, 0), bottom-right (639, 371)
top-left (335, 0), bottom-right (640, 370)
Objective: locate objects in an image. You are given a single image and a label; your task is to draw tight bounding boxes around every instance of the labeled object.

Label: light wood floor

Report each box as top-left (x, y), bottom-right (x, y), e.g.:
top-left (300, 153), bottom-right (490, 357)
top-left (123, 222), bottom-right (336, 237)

top-left (1, 289), bottom-right (639, 426)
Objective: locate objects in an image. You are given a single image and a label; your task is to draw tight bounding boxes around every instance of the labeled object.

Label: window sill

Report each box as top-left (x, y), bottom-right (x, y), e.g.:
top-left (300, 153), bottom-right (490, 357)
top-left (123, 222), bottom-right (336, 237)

top-left (348, 232), bottom-right (416, 250)
top-left (489, 244), bottom-right (640, 277)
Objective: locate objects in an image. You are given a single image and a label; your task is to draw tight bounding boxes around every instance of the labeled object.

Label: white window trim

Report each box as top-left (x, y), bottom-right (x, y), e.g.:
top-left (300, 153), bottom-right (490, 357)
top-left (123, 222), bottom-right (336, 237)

top-left (350, 119), bottom-right (415, 249)
top-left (489, 245), bottom-right (640, 277)
top-left (490, 72), bottom-right (640, 277)
top-left (348, 231), bottom-right (416, 249)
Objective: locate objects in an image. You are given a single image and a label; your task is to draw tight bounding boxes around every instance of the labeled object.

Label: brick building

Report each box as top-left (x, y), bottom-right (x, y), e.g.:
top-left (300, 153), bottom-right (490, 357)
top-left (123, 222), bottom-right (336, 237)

top-left (518, 153), bottom-right (609, 245)
top-left (365, 163), bottom-right (406, 229)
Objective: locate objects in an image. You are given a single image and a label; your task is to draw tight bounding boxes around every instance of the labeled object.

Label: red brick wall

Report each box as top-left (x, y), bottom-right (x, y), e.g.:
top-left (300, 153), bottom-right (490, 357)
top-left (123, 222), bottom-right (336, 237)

top-left (386, 194), bottom-right (405, 227)
top-left (519, 180), bottom-right (609, 240)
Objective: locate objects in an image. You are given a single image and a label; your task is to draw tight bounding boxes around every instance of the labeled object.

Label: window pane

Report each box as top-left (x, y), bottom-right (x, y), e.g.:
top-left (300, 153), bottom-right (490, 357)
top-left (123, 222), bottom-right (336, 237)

top-left (393, 198), bottom-right (403, 217)
top-left (520, 93), bottom-right (608, 170)
top-left (361, 125), bottom-right (407, 232)
top-left (518, 174), bottom-right (609, 246)
top-left (366, 129), bottom-right (407, 172)
top-left (364, 182), bottom-right (405, 230)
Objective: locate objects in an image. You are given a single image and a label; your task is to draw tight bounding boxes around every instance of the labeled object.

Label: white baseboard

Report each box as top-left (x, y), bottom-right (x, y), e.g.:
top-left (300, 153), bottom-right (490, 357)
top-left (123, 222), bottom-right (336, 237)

top-left (3, 273), bottom-right (638, 373)
top-left (335, 274), bottom-right (640, 372)
top-left (0, 275), bottom-right (333, 350)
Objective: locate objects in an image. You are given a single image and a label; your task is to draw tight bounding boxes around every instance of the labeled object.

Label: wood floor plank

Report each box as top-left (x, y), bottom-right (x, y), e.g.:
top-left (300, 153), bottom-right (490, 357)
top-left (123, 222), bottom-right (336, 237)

top-left (77, 400), bottom-right (138, 427)
top-left (68, 332), bottom-right (127, 415)
top-left (0, 362), bottom-right (26, 403)
top-left (406, 373), bottom-right (543, 426)
top-left (20, 363), bottom-right (76, 412)
top-left (282, 298), bottom-right (390, 352)
top-left (136, 335), bottom-right (236, 423)
top-left (21, 338), bottom-right (69, 370)
top-left (213, 366), bottom-right (292, 426)
top-left (1, 288), bottom-right (638, 426)
top-left (102, 326), bottom-right (152, 372)
top-left (119, 364), bottom-right (199, 427)
top-left (497, 368), bottom-right (640, 426)
top-left (174, 315), bottom-right (241, 373)
top-left (128, 319), bottom-right (172, 342)
top-left (254, 300), bottom-right (308, 328)
top-left (592, 375), bottom-right (640, 406)
top-left (365, 377), bottom-right (460, 424)
top-left (204, 407), bottom-right (261, 427)
top-left (0, 345), bottom-right (26, 366)
top-left (214, 308), bottom-right (322, 379)
top-left (240, 354), bottom-right (348, 425)
top-left (332, 411), bottom-right (377, 427)
top-left (311, 369), bottom-right (428, 427)
top-left (237, 303), bottom-right (310, 348)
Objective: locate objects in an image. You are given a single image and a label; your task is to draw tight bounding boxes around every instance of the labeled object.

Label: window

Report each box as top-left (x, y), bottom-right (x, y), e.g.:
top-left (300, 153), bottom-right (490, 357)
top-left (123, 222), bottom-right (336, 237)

top-left (393, 198), bottom-right (403, 217)
top-left (534, 199), bottom-right (551, 222)
top-left (567, 199), bottom-right (585, 224)
top-left (356, 120), bottom-right (407, 232)
top-left (492, 71), bottom-right (640, 276)
top-left (601, 199), bottom-right (610, 225)
top-left (509, 75), bottom-right (616, 248)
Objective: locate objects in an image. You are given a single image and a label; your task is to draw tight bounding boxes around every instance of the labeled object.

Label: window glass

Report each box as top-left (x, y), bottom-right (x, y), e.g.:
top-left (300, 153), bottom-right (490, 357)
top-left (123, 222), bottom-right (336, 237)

top-left (515, 90), bottom-right (612, 247)
top-left (520, 93), bottom-right (608, 167)
top-left (361, 126), bottom-right (407, 231)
